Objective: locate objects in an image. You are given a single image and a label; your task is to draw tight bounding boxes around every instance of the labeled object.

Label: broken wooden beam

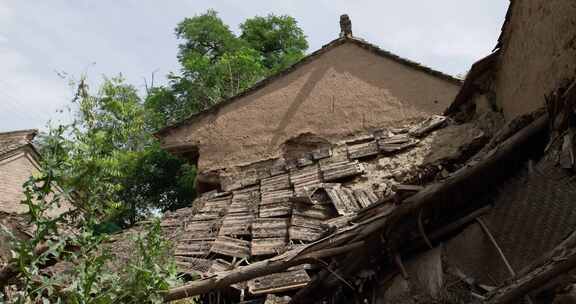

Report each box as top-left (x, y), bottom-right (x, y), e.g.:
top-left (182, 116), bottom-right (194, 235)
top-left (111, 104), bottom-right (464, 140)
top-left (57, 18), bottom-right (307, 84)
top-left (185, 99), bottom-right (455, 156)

top-left (163, 241), bottom-right (365, 302)
top-left (409, 115), bottom-right (447, 137)
top-left (247, 268), bottom-right (310, 295)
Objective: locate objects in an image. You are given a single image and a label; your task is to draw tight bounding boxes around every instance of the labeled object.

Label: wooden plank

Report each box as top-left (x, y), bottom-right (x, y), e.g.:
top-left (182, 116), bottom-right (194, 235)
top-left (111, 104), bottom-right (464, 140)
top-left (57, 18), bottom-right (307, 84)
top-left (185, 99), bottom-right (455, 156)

top-left (183, 220), bottom-right (221, 238)
top-left (248, 269), bottom-right (311, 295)
top-left (198, 196), bottom-right (231, 214)
top-left (291, 214), bottom-right (326, 229)
top-left (227, 202), bottom-right (254, 214)
top-left (409, 115), bottom-right (447, 137)
top-left (290, 213), bottom-right (327, 242)
top-left (353, 189), bottom-right (379, 209)
top-left (261, 173), bottom-right (291, 192)
top-left (290, 165), bottom-right (322, 196)
top-left (289, 225), bottom-right (326, 242)
top-left (251, 238), bottom-right (287, 256)
top-left (191, 212), bottom-right (222, 221)
top-left (229, 187), bottom-right (259, 214)
top-left (380, 133), bottom-right (410, 144)
top-left (344, 134), bottom-right (375, 145)
top-left (259, 202), bottom-right (293, 218)
top-left (175, 239), bottom-right (214, 257)
top-left (261, 189), bottom-right (294, 205)
top-left (325, 186), bottom-right (360, 216)
top-left (252, 218), bottom-right (289, 238)
top-left (377, 135), bottom-right (419, 153)
top-left (219, 213), bottom-right (254, 236)
top-left (347, 140), bottom-right (379, 159)
top-left (326, 188), bottom-right (348, 215)
top-left (210, 236), bottom-right (251, 259)
top-left (320, 160), bottom-right (364, 181)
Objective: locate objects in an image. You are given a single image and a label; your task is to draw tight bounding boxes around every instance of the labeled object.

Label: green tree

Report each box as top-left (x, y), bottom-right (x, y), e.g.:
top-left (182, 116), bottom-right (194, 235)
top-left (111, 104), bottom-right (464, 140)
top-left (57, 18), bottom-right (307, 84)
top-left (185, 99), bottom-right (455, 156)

top-left (145, 10), bottom-right (308, 129)
top-left (119, 144), bottom-right (196, 223)
top-left (39, 76), bottom-right (195, 228)
top-left (240, 14), bottom-right (308, 72)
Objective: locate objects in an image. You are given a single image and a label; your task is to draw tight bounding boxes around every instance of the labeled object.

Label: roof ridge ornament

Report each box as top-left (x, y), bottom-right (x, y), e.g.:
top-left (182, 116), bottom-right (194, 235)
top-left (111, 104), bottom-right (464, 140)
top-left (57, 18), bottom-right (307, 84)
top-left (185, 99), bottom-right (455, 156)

top-left (339, 14), bottom-right (352, 38)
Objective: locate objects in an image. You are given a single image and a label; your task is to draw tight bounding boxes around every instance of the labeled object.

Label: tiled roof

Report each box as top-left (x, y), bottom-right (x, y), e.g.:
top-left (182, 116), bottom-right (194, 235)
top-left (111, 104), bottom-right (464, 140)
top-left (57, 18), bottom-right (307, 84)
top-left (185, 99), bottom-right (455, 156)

top-left (0, 129), bottom-right (37, 158)
top-left (155, 114), bottom-right (487, 296)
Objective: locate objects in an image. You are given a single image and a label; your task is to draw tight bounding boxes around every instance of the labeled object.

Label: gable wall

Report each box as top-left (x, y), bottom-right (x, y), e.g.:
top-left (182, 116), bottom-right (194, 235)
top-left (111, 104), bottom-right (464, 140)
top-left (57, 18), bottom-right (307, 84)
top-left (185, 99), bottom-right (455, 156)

top-left (162, 43), bottom-right (460, 172)
top-left (494, 0), bottom-right (576, 120)
top-left (0, 152), bottom-right (38, 213)
top-left (0, 151), bottom-right (71, 216)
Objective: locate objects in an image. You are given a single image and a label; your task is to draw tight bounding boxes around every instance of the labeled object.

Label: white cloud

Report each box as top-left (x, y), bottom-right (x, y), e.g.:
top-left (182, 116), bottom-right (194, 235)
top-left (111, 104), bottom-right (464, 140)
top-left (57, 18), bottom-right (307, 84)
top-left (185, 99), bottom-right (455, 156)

top-left (0, 47), bottom-right (28, 70)
top-left (0, 44), bottom-right (72, 132)
top-left (0, 1), bottom-right (13, 24)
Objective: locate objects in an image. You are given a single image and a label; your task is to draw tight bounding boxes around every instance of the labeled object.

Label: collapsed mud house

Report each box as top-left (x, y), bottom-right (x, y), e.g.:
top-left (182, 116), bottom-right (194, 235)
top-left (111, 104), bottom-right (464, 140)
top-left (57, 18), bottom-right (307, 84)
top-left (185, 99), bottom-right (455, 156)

top-left (153, 15), bottom-right (476, 303)
top-left (143, 1), bottom-right (576, 303)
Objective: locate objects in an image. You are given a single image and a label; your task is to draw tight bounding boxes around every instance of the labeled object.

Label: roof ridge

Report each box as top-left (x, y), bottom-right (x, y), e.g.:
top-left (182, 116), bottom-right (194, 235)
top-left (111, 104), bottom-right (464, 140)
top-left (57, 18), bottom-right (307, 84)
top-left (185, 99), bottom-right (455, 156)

top-left (0, 129), bottom-right (38, 138)
top-left (0, 129), bottom-right (39, 158)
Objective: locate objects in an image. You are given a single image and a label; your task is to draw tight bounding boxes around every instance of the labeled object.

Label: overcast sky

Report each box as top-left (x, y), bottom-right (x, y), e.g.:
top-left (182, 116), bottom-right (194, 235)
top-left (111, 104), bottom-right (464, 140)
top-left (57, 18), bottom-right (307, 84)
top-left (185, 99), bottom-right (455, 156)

top-left (0, 0), bottom-right (508, 132)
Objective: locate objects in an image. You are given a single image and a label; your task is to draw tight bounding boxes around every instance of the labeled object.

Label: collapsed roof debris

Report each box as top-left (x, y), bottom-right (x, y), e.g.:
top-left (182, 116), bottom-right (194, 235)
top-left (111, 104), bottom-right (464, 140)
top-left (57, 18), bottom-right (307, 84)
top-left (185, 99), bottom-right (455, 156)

top-left (148, 113), bottom-right (499, 302)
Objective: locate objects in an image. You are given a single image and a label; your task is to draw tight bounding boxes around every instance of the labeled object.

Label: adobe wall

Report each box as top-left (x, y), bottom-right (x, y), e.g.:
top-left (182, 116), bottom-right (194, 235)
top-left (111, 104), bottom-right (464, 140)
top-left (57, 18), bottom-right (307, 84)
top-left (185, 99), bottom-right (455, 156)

top-left (494, 0), bottom-right (576, 120)
top-left (0, 153), bottom-right (38, 213)
top-left (0, 152), bottom-right (71, 216)
top-left (162, 42), bottom-right (461, 173)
